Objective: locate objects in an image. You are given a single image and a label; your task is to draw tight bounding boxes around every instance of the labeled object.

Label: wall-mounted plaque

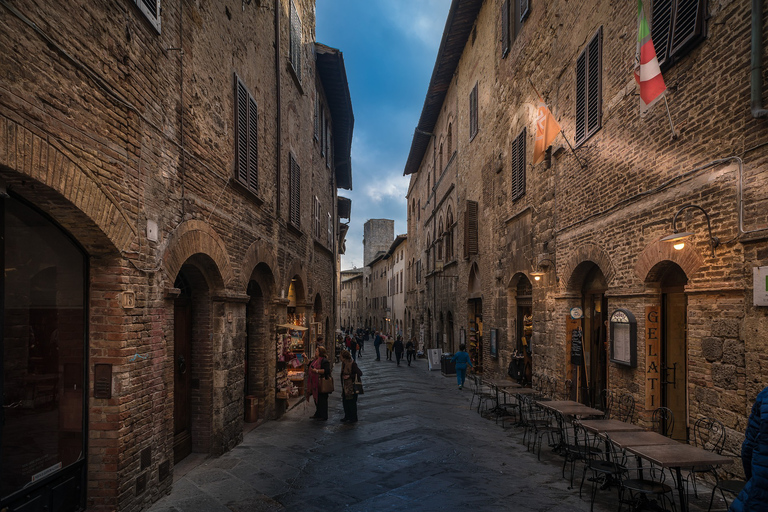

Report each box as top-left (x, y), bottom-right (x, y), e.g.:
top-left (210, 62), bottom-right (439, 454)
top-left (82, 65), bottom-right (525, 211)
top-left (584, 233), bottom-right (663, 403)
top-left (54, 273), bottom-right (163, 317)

top-left (609, 309), bottom-right (637, 367)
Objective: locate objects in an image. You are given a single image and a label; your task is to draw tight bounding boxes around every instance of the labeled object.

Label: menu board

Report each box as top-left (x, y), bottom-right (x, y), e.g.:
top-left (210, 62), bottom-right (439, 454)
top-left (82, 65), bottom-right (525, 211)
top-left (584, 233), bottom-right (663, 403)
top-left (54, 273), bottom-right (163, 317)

top-left (570, 328), bottom-right (583, 364)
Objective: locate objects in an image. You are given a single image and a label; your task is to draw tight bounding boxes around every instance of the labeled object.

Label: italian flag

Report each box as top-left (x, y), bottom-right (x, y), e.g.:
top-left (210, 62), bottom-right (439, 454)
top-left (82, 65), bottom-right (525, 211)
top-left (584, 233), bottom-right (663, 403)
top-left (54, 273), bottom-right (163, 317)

top-left (634, 0), bottom-right (666, 116)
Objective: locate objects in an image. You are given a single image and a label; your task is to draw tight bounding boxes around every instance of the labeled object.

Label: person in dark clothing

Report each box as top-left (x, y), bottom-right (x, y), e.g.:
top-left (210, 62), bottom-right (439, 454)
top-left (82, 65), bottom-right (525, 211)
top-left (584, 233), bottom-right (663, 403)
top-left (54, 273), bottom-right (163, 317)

top-left (393, 336), bottom-right (405, 366)
top-left (339, 350), bottom-right (363, 423)
top-left (356, 334), bottom-right (364, 358)
top-left (405, 338), bottom-right (416, 366)
top-left (374, 331), bottom-right (382, 361)
top-left (450, 344), bottom-right (473, 389)
top-left (307, 346), bottom-right (332, 420)
top-left (730, 385), bottom-right (768, 512)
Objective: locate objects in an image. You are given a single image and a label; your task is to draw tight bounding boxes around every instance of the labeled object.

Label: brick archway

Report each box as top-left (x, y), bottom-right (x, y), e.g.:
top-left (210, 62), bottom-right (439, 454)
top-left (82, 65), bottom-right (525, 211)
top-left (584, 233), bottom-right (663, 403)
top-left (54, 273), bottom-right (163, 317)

top-left (561, 243), bottom-right (616, 293)
top-left (634, 239), bottom-right (703, 282)
top-left (163, 220), bottom-right (234, 290)
top-left (0, 116), bottom-right (136, 253)
top-left (241, 238), bottom-right (281, 294)
top-left (283, 259), bottom-right (308, 304)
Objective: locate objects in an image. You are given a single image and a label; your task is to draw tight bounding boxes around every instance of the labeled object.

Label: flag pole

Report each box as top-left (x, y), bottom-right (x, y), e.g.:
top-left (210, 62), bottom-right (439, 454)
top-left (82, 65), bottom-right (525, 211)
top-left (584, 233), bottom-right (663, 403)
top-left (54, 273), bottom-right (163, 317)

top-left (528, 79), bottom-right (586, 170)
top-left (663, 95), bottom-right (678, 140)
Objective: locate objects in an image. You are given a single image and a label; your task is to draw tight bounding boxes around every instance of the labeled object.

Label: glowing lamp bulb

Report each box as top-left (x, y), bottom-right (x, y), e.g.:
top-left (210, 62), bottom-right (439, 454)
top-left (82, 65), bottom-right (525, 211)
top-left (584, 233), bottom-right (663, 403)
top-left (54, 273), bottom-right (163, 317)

top-left (673, 242), bottom-right (685, 251)
top-left (534, 275), bottom-right (541, 281)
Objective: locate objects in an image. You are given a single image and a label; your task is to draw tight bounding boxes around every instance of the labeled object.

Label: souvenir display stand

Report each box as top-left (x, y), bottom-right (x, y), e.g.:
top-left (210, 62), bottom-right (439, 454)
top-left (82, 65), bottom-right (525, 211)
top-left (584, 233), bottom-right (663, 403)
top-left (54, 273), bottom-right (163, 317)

top-left (276, 322), bottom-right (307, 409)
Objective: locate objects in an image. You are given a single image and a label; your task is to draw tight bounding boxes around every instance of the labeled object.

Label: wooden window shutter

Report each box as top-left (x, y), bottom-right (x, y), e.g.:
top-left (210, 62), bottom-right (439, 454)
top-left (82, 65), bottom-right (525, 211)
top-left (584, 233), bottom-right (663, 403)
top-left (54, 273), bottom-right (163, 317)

top-left (520, 0), bottom-right (530, 22)
top-left (501, 0), bottom-right (510, 58)
top-left (669, 0), bottom-right (706, 58)
top-left (512, 128), bottom-right (526, 200)
top-left (290, 0), bottom-right (302, 81)
top-left (651, 0), bottom-right (674, 65)
top-left (575, 52), bottom-right (587, 143)
top-left (586, 28), bottom-right (602, 136)
top-left (236, 77), bottom-right (249, 186)
top-left (289, 154), bottom-right (301, 227)
top-left (575, 28), bottom-right (601, 145)
top-left (247, 96), bottom-right (258, 191)
top-left (464, 200), bottom-right (478, 257)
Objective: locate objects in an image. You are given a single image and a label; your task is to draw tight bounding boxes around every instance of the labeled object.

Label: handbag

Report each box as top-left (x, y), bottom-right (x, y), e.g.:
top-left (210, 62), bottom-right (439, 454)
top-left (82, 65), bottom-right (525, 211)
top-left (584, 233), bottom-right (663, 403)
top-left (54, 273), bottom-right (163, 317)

top-left (319, 375), bottom-right (334, 394)
top-left (353, 375), bottom-right (364, 395)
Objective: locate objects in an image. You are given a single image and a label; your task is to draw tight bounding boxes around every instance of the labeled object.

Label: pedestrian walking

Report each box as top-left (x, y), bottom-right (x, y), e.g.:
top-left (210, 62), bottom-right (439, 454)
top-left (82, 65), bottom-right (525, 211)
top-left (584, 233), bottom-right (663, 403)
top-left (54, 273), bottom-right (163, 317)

top-left (450, 344), bottom-right (473, 390)
top-left (307, 346), bottom-right (332, 420)
top-left (730, 385), bottom-right (768, 511)
top-left (357, 334), bottom-right (364, 358)
top-left (393, 336), bottom-right (405, 366)
top-left (374, 331), bottom-right (382, 361)
top-left (339, 350), bottom-right (363, 423)
top-left (406, 338), bottom-right (416, 366)
top-left (385, 335), bottom-right (394, 361)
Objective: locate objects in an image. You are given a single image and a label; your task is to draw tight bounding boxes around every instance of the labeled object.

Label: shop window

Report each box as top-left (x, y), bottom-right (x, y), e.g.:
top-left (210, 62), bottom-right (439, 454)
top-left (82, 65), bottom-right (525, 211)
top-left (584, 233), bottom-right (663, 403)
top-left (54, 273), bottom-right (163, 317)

top-left (290, 0), bottom-right (302, 82)
top-left (1, 197), bottom-right (87, 505)
top-left (464, 200), bottom-right (478, 257)
top-left (446, 208), bottom-right (454, 261)
top-left (469, 82), bottom-right (479, 140)
top-left (289, 153), bottom-right (301, 228)
top-left (651, 0), bottom-right (707, 70)
top-left (235, 74), bottom-right (258, 195)
top-left (511, 128), bottom-right (526, 200)
top-left (131, 0), bottom-right (161, 33)
top-left (575, 27), bottom-right (602, 146)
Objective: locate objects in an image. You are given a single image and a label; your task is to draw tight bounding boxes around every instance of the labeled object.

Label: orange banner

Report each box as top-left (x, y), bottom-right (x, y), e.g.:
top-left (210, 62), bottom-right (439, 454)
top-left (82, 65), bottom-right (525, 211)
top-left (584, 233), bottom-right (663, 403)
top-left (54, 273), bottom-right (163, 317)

top-left (533, 99), bottom-right (561, 164)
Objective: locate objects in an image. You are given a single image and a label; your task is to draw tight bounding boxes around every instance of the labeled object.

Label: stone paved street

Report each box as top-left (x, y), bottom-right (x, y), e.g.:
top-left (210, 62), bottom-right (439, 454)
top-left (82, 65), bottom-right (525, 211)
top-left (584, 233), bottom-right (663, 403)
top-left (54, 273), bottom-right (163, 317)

top-left (147, 347), bottom-right (720, 512)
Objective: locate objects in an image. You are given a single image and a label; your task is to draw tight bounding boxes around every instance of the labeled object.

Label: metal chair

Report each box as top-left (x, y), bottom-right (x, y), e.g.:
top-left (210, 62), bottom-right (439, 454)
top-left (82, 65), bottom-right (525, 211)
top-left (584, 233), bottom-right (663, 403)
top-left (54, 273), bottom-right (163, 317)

top-left (707, 473), bottom-right (746, 512)
top-left (651, 407), bottom-right (675, 437)
top-left (599, 389), bottom-right (614, 419)
top-left (615, 393), bottom-right (635, 423)
top-left (618, 449), bottom-right (677, 512)
top-left (468, 374), bottom-right (495, 413)
top-left (579, 430), bottom-right (626, 512)
top-left (686, 417), bottom-right (727, 498)
top-left (557, 415), bottom-right (602, 489)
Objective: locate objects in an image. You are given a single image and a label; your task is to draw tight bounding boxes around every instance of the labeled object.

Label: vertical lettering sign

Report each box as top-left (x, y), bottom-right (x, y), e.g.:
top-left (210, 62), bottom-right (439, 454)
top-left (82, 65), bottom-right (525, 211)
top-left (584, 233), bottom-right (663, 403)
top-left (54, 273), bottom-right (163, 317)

top-left (645, 306), bottom-right (661, 409)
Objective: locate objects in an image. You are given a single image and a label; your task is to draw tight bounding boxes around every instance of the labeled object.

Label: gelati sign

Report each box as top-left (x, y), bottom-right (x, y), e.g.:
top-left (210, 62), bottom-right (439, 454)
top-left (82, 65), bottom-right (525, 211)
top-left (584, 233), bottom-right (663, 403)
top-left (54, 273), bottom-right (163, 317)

top-left (645, 306), bottom-right (661, 409)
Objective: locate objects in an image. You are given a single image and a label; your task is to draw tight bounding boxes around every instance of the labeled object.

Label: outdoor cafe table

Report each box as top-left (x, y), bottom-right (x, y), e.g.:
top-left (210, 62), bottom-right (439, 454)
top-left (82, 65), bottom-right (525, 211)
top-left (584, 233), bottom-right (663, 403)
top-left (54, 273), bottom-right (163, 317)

top-left (535, 400), bottom-right (604, 418)
top-left (487, 380), bottom-right (521, 413)
top-left (600, 430), bottom-right (679, 449)
top-left (624, 442), bottom-right (733, 512)
top-left (579, 419), bottom-right (645, 434)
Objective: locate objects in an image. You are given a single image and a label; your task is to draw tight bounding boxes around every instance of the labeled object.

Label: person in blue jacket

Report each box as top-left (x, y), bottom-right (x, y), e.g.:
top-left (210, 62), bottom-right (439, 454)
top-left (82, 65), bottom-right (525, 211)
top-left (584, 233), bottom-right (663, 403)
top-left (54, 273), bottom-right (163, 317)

top-left (730, 385), bottom-right (768, 512)
top-left (451, 344), bottom-right (473, 390)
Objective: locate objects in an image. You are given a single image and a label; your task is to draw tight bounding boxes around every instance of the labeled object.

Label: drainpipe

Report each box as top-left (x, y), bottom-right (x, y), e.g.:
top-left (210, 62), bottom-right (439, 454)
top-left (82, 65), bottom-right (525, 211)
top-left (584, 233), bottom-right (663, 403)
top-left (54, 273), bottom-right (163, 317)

top-left (752, 0), bottom-right (768, 118)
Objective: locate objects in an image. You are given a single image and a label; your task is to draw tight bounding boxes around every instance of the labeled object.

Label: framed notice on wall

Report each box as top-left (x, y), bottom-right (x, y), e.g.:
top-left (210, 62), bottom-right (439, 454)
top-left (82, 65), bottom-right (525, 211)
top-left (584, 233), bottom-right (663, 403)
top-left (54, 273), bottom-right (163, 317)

top-left (609, 309), bottom-right (637, 367)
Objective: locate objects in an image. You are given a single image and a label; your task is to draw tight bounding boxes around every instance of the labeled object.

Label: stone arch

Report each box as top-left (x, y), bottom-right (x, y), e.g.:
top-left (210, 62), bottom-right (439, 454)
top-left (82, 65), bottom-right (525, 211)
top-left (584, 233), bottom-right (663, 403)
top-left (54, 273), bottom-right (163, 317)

top-left (0, 116), bottom-right (136, 254)
top-left (163, 220), bottom-right (233, 291)
top-left (634, 239), bottom-right (703, 282)
top-left (562, 243), bottom-right (616, 294)
top-left (241, 238), bottom-right (281, 293)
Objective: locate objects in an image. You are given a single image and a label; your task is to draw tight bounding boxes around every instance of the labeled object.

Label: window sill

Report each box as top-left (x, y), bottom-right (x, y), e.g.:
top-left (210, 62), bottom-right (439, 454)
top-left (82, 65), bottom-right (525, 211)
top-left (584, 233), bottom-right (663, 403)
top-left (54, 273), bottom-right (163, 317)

top-left (232, 178), bottom-right (265, 206)
top-left (287, 61), bottom-right (304, 95)
top-left (287, 222), bottom-right (304, 237)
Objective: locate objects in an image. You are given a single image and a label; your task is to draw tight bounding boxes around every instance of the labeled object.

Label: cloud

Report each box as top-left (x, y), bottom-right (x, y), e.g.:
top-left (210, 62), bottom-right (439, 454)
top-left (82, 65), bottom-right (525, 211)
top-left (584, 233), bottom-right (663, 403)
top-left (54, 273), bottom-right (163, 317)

top-left (380, 0), bottom-right (451, 48)
top-left (362, 174), bottom-right (410, 204)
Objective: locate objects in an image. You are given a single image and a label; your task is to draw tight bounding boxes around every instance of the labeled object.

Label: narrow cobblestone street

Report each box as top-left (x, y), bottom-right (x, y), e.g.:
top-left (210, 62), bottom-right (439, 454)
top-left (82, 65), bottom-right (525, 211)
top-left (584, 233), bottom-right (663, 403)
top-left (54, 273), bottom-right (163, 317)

top-left (147, 347), bottom-right (626, 512)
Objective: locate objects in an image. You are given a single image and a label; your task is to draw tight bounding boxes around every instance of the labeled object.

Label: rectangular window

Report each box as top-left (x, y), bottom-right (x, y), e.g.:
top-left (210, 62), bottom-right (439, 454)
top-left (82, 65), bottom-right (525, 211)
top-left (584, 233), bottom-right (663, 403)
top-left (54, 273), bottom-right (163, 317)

top-left (327, 212), bottom-right (333, 246)
top-left (290, 0), bottom-right (302, 82)
top-left (235, 74), bottom-right (258, 194)
top-left (131, 0), bottom-right (161, 33)
top-left (289, 153), bottom-right (301, 228)
top-left (321, 109), bottom-right (326, 157)
top-left (464, 200), bottom-right (479, 257)
top-left (651, 0), bottom-right (706, 70)
top-left (469, 83), bottom-right (479, 140)
top-left (313, 196), bottom-right (321, 238)
top-left (519, 0), bottom-right (530, 22)
top-left (575, 27), bottom-right (602, 146)
top-left (501, 0), bottom-right (510, 58)
top-left (511, 128), bottom-right (526, 200)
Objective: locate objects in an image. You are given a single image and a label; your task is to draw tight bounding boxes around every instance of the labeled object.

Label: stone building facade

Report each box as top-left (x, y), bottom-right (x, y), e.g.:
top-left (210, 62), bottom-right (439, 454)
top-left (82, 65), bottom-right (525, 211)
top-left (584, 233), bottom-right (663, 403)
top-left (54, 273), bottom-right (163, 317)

top-left (340, 268), bottom-right (364, 330)
top-left (0, 1), bottom-right (352, 511)
top-left (405, 0), bottom-right (767, 469)
top-left (388, 235), bottom-right (407, 338)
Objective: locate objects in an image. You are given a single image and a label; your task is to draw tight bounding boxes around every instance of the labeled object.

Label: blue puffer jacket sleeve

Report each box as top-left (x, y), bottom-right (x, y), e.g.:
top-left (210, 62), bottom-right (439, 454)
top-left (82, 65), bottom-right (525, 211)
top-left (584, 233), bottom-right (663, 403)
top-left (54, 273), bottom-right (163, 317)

top-left (730, 386), bottom-right (768, 512)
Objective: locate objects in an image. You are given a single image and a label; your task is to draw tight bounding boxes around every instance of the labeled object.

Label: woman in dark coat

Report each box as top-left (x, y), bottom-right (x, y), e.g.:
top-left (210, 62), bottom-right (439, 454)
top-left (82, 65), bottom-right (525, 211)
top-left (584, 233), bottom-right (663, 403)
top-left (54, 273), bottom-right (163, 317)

top-left (307, 345), bottom-right (332, 421)
top-left (339, 350), bottom-right (362, 423)
top-left (393, 336), bottom-right (405, 366)
top-left (730, 385), bottom-right (768, 511)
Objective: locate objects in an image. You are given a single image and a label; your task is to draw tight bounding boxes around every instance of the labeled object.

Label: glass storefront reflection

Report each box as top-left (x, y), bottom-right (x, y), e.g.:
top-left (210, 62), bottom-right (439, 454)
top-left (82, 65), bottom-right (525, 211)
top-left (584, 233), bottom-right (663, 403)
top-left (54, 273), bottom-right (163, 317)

top-left (1, 197), bottom-right (86, 500)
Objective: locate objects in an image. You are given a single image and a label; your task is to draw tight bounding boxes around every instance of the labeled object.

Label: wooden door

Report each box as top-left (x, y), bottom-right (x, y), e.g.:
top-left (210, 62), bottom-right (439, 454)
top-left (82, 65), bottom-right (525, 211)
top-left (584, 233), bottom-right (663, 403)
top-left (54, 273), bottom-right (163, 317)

top-left (663, 291), bottom-right (687, 440)
top-left (174, 299), bottom-right (192, 464)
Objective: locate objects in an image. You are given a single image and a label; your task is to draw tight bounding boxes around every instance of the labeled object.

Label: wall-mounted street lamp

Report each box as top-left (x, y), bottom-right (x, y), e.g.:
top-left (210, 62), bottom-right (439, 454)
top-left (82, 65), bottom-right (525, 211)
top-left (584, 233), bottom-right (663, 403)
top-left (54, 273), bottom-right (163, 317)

top-left (660, 204), bottom-right (720, 257)
top-left (530, 258), bottom-right (556, 282)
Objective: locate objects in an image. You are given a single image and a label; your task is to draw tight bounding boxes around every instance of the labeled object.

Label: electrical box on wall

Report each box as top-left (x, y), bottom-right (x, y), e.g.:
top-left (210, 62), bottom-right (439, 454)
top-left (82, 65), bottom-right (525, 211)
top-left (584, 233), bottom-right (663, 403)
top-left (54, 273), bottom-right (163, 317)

top-left (147, 220), bottom-right (158, 242)
top-left (754, 267), bottom-right (768, 306)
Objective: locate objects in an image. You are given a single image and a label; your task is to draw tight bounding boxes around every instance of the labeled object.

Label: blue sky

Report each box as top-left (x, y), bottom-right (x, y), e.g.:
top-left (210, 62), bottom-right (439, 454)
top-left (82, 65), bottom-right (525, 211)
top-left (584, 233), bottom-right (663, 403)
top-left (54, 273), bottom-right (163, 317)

top-left (316, 0), bottom-right (452, 270)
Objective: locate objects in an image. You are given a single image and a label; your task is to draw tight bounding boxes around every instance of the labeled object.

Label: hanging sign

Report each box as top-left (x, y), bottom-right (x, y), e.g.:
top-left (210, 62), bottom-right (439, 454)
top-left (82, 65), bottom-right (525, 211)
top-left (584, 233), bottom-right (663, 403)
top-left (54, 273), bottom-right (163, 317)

top-left (645, 306), bottom-right (661, 409)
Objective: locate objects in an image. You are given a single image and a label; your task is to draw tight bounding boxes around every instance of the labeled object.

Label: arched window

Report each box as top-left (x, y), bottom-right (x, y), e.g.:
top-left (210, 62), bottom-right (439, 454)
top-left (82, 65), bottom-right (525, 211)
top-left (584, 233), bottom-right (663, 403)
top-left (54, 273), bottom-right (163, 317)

top-left (447, 122), bottom-right (453, 156)
top-left (426, 235), bottom-right (431, 272)
top-left (439, 142), bottom-right (444, 173)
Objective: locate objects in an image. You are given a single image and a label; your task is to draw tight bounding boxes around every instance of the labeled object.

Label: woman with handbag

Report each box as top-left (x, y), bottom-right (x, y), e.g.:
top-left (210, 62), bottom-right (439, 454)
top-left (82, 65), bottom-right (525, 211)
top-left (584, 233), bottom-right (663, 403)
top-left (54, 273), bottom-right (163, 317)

top-left (339, 350), bottom-right (363, 423)
top-left (307, 346), bottom-right (332, 421)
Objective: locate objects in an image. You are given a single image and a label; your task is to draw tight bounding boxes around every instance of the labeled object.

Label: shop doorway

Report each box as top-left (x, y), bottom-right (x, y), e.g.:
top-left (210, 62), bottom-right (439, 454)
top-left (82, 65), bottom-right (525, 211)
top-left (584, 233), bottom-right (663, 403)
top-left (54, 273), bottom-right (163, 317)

top-left (0, 196), bottom-right (87, 511)
top-left (173, 272), bottom-right (193, 464)
top-left (516, 277), bottom-right (533, 385)
top-left (660, 265), bottom-right (688, 441)
top-left (579, 264), bottom-right (607, 408)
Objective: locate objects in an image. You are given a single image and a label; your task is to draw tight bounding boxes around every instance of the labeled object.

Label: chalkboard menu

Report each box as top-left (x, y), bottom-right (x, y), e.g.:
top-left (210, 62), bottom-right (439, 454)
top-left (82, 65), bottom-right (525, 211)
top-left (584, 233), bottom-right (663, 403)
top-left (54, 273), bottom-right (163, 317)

top-left (570, 328), bottom-right (583, 364)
